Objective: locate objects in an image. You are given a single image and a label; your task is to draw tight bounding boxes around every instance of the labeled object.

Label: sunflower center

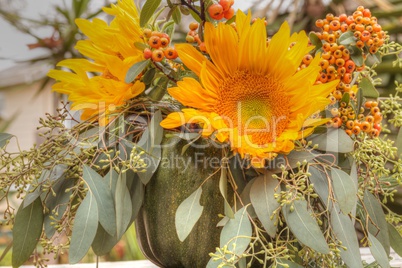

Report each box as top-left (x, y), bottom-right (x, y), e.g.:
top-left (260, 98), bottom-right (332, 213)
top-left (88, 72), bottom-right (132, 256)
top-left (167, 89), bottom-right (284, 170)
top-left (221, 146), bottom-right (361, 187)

top-left (215, 70), bottom-right (290, 144)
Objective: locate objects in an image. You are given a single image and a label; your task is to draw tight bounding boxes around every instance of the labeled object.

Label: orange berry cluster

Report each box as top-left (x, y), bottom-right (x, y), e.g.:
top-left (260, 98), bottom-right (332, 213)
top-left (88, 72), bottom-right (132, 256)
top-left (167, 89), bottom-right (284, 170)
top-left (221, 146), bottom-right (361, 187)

top-left (315, 6), bottom-right (386, 56)
top-left (302, 6), bottom-right (386, 138)
top-left (142, 29), bottom-right (178, 62)
top-left (329, 101), bottom-right (382, 137)
top-left (208, 0), bottom-right (235, 20)
top-left (185, 22), bottom-right (207, 52)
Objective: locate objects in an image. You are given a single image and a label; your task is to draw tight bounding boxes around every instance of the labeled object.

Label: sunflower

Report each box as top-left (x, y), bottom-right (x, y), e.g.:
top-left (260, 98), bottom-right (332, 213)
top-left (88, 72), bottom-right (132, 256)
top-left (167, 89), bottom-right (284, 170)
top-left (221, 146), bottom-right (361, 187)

top-left (48, 0), bottom-right (145, 125)
top-left (160, 11), bottom-right (339, 167)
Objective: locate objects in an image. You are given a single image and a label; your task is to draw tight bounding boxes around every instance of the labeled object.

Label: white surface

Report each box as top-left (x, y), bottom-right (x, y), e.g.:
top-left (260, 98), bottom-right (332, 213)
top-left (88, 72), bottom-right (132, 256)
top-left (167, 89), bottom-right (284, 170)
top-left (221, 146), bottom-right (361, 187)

top-left (0, 248), bottom-right (399, 267)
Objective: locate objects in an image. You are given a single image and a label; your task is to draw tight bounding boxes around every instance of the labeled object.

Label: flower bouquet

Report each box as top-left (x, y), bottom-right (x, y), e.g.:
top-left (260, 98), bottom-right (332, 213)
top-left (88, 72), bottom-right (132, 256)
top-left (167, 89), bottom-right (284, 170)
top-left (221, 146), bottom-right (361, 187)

top-left (1, 0), bottom-right (402, 267)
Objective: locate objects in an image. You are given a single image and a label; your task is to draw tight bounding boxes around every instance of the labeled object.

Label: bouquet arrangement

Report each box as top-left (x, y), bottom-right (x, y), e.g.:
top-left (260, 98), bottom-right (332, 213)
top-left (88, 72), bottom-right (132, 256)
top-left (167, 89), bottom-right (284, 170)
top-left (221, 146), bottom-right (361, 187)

top-left (1, 0), bottom-right (402, 267)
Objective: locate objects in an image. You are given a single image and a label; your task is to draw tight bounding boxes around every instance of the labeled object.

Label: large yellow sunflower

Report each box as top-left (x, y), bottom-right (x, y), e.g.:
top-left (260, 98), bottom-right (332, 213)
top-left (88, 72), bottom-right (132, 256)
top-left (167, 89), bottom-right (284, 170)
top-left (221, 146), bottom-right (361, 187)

top-left (160, 11), bottom-right (338, 167)
top-left (48, 0), bottom-right (145, 125)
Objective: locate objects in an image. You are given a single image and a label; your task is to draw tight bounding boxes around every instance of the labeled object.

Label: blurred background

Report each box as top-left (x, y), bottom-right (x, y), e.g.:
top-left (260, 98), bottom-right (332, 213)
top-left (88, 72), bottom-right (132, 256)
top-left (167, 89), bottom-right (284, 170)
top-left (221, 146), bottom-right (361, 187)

top-left (0, 0), bottom-right (401, 265)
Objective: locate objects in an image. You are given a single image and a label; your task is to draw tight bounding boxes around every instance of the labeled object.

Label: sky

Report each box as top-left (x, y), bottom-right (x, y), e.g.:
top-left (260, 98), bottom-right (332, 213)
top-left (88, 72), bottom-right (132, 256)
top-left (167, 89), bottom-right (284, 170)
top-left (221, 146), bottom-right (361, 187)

top-left (0, 0), bottom-right (254, 72)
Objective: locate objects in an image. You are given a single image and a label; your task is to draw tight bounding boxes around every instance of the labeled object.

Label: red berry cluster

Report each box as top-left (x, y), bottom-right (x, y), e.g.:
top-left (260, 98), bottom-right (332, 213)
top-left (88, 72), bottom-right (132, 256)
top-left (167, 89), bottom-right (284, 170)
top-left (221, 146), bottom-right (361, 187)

top-left (142, 29), bottom-right (178, 62)
top-left (208, 0), bottom-right (235, 20)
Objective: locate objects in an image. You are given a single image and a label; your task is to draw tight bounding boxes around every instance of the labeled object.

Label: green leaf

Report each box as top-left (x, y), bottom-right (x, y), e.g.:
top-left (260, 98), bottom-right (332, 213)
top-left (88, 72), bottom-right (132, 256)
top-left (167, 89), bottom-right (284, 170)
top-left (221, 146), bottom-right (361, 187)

top-left (356, 85), bottom-right (364, 114)
top-left (395, 127), bottom-right (402, 158)
top-left (105, 169), bottom-right (118, 200)
top-left (140, 0), bottom-right (162, 27)
top-left (282, 200), bottom-right (330, 254)
top-left (180, 5), bottom-right (191, 16)
top-left (92, 224), bottom-right (119, 256)
top-left (359, 77), bottom-right (379, 98)
top-left (137, 111), bottom-right (163, 185)
top-left (172, 6), bottom-right (182, 24)
top-left (175, 187), bottom-right (204, 242)
top-left (142, 68), bottom-right (156, 85)
top-left (82, 165), bottom-right (116, 236)
top-left (308, 128), bottom-right (354, 153)
top-left (12, 198), bottom-right (43, 268)
top-left (308, 166), bottom-right (330, 206)
top-left (331, 167), bottom-right (357, 214)
top-left (150, 110), bottom-right (163, 146)
top-left (69, 192), bottom-right (98, 264)
top-left (364, 190), bottom-right (390, 256)
top-left (250, 172), bottom-right (280, 237)
top-left (134, 42), bottom-right (148, 51)
top-left (219, 167), bottom-right (234, 219)
top-left (0, 133), bottom-right (13, 147)
top-left (349, 46), bottom-right (364, 66)
top-left (339, 31), bottom-right (356, 45)
top-left (115, 173), bottom-right (132, 239)
top-left (220, 206), bottom-right (252, 256)
top-left (341, 92), bottom-right (350, 105)
top-left (388, 222), bottom-right (402, 257)
top-left (368, 233), bottom-right (391, 268)
top-left (228, 155), bottom-right (247, 194)
top-left (44, 177), bottom-right (75, 238)
top-left (125, 59), bottom-right (150, 83)
top-left (330, 205), bottom-right (362, 268)
top-left (309, 32), bottom-right (322, 50)
top-left (125, 171), bottom-right (144, 222)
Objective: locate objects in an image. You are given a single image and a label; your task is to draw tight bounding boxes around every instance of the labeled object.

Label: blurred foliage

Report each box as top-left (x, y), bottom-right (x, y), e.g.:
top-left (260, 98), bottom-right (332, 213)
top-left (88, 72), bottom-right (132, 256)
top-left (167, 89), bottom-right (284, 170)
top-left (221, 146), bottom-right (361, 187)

top-left (0, 0), bottom-right (112, 93)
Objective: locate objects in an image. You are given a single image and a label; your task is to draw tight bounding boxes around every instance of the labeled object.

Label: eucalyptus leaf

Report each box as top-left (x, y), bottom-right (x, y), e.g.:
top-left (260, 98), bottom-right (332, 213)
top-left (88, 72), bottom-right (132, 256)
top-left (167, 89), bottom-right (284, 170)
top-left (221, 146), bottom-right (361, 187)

top-left (364, 190), bottom-right (390, 255)
top-left (220, 206), bottom-right (252, 256)
top-left (219, 167), bottom-right (234, 218)
top-left (0, 133), bottom-right (13, 147)
top-left (140, 0), bottom-right (162, 27)
top-left (126, 172), bottom-right (144, 222)
top-left (82, 165), bottom-right (116, 236)
top-left (308, 128), bottom-right (354, 153)
top-left (115, 174), bottom-right (132, 239)
top-left (92, 224), bottom-right (119, 256)
top-left (228, 154), bottom-right (247, 193)
top-left (331, 167), bottom-right (357, 214)
top-left (268, 150), bottom-right (316, 173)
top-left (308, 166), bottom-right (330, 206)
top-left (239, 178), bottom-right (257, 218)
top-left (206, 251), bottom-right (221, 268)
top-left (250, 172), bottom-right (280, 237)
top-left (125, 59), bottom-right (150, 83)
top-left (175, 187), bottom-right (204, 242)
top-left (69, 192), bottom-right (98, 264)
top-left (368, 233), bottom-right (391, 268)
top-left (23, 169), bottom-right (50, 208)
top-left (12, 198), bottom-right (43, 268)
top-left (105, 169), bottom-right (119, 200)
top-left (330, 205), bottom-right (362, 268)
top-left (359, 77), bottom-right (379, 98)
top-left (137, 111), bottom-right (163, 185)
top-left (282, 200), bottom-right (330, 254)
top-left (387, 222), bottom-right (402, 257)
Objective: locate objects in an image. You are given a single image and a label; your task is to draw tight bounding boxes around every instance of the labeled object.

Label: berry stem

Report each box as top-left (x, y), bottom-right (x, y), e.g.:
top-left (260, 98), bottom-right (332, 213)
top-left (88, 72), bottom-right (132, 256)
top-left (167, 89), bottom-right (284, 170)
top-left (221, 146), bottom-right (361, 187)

top-left (152, 61), bottom-right (178, 83)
